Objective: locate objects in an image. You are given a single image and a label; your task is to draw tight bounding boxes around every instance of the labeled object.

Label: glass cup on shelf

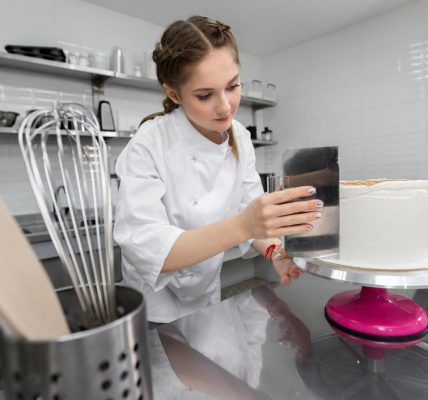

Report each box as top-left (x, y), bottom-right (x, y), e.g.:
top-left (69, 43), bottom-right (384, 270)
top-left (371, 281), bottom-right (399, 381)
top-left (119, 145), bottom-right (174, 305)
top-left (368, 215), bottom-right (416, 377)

top-left (78, 53), bottom-right (89, 67)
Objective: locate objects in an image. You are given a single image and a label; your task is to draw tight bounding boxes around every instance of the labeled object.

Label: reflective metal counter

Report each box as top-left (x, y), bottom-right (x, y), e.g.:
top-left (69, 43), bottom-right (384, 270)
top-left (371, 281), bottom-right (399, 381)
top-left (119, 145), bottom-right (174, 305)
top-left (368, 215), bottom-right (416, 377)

top-left (145, 273), bottom-right (428, 400)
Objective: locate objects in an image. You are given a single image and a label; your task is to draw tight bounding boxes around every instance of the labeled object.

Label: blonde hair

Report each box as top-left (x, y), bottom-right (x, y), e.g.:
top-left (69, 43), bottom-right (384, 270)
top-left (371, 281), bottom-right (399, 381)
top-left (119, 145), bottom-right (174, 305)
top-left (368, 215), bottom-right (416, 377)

top-left (141, 16), bottom-right (240, 160)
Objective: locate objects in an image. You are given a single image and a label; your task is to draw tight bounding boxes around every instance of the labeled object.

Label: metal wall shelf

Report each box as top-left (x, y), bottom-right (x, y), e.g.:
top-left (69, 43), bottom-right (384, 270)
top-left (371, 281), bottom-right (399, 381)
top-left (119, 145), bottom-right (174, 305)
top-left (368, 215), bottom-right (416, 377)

top-left (252, 139), bottom-right (277, 148)
top-left (0, 52), bottom-right (277, 108)
top-left (0, 128), bottom-right (119, 138)
top-left (0, 129), bottom-right (278, 148)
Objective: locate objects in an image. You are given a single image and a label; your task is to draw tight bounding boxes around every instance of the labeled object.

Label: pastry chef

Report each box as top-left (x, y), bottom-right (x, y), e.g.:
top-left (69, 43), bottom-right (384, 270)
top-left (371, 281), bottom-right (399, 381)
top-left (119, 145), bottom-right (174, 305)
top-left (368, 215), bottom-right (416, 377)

top-left (113, 16), bottom-right (324, 323)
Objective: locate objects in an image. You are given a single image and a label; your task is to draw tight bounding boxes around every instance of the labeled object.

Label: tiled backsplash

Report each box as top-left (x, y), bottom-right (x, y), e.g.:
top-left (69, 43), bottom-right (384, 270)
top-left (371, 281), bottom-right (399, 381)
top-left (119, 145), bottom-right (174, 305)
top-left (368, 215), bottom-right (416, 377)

top-left (260, 0), bottom-right (428, 180)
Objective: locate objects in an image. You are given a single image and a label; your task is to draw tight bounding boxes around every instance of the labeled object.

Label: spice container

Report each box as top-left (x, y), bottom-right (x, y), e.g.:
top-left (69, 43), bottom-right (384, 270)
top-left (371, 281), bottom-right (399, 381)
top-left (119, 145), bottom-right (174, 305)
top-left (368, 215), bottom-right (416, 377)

top-left (247, 79), bottom-right (262, 98)
top-left (261, 126), bottom-right (273, 141)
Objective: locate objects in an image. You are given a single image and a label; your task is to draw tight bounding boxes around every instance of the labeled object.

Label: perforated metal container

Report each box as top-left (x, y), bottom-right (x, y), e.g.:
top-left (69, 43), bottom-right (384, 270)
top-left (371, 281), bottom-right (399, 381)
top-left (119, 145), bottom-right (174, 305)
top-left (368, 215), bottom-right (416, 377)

top-left (0, 286), bottom-right (152, 400)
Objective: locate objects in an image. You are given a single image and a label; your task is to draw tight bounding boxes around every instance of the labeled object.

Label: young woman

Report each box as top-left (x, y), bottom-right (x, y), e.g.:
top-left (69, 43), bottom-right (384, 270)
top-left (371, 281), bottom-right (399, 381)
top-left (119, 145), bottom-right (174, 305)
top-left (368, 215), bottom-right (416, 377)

top-left (113, 16), bottom-right (323, 323)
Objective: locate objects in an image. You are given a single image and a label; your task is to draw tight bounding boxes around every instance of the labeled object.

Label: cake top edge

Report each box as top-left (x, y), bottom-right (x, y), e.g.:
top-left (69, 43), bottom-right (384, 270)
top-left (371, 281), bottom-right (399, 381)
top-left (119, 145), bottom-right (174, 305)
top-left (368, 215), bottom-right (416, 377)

top-left (340, 179), bottom-right (407, 187)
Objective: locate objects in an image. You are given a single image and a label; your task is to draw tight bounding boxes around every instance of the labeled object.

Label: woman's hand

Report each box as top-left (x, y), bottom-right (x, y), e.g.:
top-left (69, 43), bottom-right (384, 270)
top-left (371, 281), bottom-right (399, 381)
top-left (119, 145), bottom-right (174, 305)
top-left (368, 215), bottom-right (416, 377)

top-left (239, 186), bottom-right (323, 240)
top-left (271, 245), bottom-right (301, 285)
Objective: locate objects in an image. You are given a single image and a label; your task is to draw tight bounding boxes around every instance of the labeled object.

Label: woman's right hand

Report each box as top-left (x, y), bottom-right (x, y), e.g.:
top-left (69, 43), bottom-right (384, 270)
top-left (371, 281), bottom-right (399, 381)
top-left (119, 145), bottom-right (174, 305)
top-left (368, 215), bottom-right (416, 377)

top-left (239, 186), bottom-right (323, 239)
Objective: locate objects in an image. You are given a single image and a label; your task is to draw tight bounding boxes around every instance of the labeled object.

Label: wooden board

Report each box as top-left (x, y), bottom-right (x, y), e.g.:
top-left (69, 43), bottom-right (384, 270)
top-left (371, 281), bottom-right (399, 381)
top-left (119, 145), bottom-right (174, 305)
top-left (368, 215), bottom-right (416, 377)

top-left (0, 198), bottom-right (69, 340)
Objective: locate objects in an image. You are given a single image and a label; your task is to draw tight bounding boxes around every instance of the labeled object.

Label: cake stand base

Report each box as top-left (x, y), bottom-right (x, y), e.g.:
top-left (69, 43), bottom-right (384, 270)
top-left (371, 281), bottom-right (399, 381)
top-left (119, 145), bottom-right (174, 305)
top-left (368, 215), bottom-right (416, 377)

top-left (325, 286), bottom-right (428, 349)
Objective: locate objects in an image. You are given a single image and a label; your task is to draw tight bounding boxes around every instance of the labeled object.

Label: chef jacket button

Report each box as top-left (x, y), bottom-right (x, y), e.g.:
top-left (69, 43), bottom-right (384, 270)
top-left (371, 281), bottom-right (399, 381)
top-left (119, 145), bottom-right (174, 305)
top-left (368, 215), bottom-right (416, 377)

top-left (191, 156), bottom-right (197, 161)
top-left (192, 200), bottom-right (198, 206)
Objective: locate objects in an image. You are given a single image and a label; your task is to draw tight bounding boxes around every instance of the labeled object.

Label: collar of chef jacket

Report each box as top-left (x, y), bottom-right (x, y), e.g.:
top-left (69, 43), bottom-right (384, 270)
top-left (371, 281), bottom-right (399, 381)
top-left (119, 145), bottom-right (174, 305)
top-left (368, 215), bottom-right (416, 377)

top-left (174, 107), bottom-right (231, 163)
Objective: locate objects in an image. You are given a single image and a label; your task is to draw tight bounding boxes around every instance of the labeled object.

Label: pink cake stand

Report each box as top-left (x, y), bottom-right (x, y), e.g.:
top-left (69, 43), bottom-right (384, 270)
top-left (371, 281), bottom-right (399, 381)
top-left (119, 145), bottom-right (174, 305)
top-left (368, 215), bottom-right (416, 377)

top-left (325, 286), bottom-right (428, 362)
top-left (302, 256), bottom-right (428, 370)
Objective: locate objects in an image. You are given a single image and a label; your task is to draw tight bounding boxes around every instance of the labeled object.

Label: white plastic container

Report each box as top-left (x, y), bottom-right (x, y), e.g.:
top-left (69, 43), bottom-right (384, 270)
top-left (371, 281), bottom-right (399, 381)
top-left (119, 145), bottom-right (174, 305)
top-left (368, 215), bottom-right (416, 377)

top-left (263, 83), bottom-right (277, 102)
top-left (247, 79), bottom-right (262, 98)
top-left (89, 51), bottom-right (109, 70)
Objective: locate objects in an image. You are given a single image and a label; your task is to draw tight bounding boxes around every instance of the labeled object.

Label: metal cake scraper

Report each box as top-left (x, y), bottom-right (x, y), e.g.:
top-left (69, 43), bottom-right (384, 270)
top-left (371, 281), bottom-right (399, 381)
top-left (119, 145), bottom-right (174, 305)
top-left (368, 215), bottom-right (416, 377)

top-left (282, 146), bottom-right (339, 258)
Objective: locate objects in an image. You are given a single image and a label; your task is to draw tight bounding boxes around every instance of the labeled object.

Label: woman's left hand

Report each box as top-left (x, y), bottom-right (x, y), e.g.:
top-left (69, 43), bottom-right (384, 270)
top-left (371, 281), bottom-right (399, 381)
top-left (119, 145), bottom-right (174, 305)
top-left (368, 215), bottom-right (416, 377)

top-left (271, 245), bottom-right (301, 285)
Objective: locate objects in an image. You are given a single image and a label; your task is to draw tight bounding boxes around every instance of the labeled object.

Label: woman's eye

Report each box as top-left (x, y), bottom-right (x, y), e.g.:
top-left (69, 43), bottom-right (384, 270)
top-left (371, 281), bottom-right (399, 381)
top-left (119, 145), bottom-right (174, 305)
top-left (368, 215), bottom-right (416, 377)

top-left (227, 84), bottom-right (240, 91)
top-left (197, 93), bottom-right (212, 101)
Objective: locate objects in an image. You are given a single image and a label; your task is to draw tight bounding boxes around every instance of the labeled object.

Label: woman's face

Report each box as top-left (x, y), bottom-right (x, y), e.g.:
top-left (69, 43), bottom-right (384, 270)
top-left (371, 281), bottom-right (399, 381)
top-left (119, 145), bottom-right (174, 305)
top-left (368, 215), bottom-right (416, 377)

top-left (166, 47), bottom-right (241, 142)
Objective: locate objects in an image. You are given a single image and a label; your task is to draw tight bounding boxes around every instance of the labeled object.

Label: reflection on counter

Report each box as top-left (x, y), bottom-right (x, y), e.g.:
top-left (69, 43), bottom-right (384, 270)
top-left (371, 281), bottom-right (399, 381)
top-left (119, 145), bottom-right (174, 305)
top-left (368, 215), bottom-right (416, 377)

top-left (148, 283), bottom-right (312, 400)
top-left (147, 282), bottom-right (428, 400)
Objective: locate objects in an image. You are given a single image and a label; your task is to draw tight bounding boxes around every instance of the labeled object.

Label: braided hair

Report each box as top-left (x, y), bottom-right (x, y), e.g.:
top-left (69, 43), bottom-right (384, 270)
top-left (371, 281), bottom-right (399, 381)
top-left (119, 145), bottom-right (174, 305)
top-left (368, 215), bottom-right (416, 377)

top-left (142, 16), bottom-right (240, 160)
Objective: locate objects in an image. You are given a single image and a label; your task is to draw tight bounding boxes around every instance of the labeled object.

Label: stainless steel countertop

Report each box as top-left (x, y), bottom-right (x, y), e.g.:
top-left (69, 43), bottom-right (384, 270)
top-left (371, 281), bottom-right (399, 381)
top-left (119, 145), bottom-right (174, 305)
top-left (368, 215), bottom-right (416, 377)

top-left (1, 274), bottom-right (427, 399)
top-left (147, 274), bottom-right (428, 400)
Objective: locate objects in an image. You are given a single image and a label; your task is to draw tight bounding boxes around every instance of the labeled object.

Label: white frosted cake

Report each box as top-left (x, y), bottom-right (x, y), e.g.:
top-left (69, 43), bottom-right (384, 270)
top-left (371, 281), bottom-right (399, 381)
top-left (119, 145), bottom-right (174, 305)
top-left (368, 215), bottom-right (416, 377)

top-left (340, 179), bottom-right (428, 268)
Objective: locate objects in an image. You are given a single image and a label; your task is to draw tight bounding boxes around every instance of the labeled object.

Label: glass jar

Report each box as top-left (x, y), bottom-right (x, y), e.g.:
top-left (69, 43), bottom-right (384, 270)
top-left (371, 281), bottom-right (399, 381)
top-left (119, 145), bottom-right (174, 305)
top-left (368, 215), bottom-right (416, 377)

top-left (247, 79), bottom-right (262, 98)
top-left (264, 83), bottom-right (277, 102)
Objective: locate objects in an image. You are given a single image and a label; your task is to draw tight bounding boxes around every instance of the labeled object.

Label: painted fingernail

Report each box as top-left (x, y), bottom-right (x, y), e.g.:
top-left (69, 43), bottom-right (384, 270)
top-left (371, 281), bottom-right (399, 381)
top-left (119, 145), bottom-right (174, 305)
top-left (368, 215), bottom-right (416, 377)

top-left (306, 224), bottom-right (313, 231)
top-left (316, 200), bottom-right (324, 208)
top-left (315, 212), bottom-right (322, 218)
top-left (308, 187), bottom-right (316, 195)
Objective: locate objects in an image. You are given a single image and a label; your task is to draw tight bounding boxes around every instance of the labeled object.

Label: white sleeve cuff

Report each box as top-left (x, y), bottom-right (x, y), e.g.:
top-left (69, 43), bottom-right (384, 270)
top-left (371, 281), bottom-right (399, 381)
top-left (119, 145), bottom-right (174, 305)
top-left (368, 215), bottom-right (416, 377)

top-left (239, 238), bottom-right (259, 259)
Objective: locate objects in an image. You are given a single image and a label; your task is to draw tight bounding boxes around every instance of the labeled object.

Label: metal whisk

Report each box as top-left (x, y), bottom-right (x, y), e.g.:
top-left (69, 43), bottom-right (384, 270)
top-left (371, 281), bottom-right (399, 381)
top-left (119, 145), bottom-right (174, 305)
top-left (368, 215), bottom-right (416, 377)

top-left (19, 102), bottom-right (116, 327)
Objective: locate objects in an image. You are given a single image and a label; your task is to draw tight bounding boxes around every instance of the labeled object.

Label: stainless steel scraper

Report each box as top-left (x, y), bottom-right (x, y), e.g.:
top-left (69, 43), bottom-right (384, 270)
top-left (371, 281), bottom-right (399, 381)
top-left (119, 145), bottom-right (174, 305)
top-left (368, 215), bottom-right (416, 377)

top-left (282, 146), bottom-right (339, 258)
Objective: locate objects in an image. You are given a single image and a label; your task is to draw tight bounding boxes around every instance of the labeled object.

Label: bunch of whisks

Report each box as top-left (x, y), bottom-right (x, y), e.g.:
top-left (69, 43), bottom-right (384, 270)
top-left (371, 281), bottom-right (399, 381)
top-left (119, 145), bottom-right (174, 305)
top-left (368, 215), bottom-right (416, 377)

top-left (19, 102), bottom-right (116, 327)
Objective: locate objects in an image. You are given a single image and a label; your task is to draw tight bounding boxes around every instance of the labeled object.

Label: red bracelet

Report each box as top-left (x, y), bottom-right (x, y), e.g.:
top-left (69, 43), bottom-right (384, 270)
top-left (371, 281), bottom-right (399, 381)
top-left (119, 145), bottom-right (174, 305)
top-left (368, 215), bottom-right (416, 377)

top-left (264, 244), bottom-right (278, 261)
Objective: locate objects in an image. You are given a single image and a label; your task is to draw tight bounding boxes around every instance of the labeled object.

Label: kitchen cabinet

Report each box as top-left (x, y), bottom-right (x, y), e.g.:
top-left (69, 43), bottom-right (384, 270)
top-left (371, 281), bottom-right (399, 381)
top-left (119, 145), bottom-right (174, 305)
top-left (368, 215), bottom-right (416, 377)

top-left (0, 52), bottom-right (277, 146)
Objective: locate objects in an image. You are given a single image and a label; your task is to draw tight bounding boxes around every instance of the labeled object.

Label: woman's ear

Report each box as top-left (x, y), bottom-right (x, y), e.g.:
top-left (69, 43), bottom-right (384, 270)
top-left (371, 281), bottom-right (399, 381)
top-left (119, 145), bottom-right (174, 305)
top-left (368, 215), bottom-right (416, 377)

top-left (163, 84), bottom-right (181, 105)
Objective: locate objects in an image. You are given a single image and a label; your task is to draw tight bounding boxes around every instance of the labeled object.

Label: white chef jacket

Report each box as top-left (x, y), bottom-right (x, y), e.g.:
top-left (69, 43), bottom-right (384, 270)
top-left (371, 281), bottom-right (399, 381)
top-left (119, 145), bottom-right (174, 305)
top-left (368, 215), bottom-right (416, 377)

top-left (113, 107), bottom-right (263, 323)
top-left (149, 291), bottom-right (270, 399)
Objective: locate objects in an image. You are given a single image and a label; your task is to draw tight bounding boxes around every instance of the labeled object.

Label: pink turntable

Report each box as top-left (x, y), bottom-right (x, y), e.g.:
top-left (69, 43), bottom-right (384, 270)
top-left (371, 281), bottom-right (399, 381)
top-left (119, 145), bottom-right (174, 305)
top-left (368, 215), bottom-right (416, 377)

top-left (296, 256), bottom-right (428, 399)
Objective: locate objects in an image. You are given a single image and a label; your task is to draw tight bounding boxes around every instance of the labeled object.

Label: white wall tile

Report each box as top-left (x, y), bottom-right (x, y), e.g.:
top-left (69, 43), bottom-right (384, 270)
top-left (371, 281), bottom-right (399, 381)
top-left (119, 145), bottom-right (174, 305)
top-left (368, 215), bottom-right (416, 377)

top-left (309, 24), bottom-right (361, 65)
top-left (362, 131), bottom-right (426, 179)
top-left (54, 0), bottom-right (120, 57)
top-left (0, 0), bottom-right (56, 50)
top-left (309, 55), bottom-right (361, 92)
top-left (264, 43), bottom-right (311, 98)
top-left (362, 75), bottom-right (424, 109)
top-left (360, 1), bottom-right (424, 53)
top-left (262, 0), bottom-right (428, 182)
top-left (362, 101), bottom-right (426, 137)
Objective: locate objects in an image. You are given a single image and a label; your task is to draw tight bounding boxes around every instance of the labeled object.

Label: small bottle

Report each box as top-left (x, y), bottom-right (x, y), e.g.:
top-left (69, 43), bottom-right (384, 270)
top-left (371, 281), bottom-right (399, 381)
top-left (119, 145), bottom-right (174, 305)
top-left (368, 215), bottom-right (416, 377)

top-left (134, 65), bottom-right (142, 77)
top-left (110, 47), bottom-right (124, 73)
top-left (261, 127), bottom-right (272, 141)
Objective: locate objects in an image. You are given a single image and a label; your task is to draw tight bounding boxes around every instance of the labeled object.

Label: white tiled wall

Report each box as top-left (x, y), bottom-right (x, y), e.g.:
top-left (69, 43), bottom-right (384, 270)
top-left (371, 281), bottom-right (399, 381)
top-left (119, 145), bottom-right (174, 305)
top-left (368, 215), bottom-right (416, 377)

top-left (0, 0), bottom-right (257, 215)
top-left (260, 0), bottom-right (428, 180)
top-left (3, 0), bottom-right (425, 214)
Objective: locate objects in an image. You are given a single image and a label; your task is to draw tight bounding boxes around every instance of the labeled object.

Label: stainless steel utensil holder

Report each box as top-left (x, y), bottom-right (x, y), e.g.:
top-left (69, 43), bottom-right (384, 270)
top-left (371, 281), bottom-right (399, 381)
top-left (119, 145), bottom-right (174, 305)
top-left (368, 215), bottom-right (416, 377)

top-left (0, 285), bottom-right (152, 400)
